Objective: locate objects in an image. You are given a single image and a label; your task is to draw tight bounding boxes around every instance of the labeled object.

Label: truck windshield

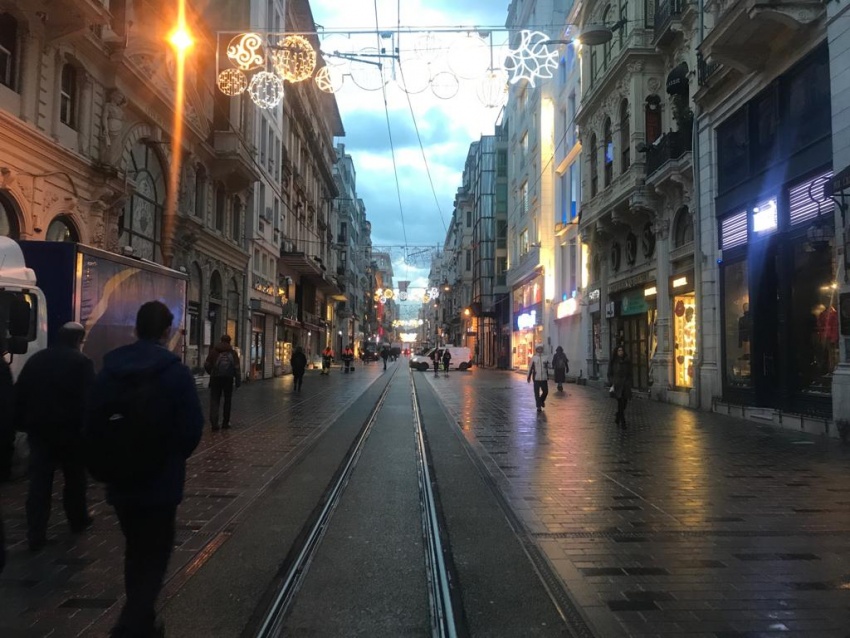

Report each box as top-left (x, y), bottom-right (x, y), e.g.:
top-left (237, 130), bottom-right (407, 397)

top-left (0, 290), bottom-right (37, 344)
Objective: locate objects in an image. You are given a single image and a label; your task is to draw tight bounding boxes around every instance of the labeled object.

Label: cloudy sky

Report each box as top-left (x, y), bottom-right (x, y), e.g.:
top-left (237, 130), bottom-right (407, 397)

top-left (311, 0), bottom-right (512, 318)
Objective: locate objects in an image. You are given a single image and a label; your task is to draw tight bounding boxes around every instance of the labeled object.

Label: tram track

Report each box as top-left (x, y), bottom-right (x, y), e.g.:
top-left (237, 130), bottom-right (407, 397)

top-left (249, 367), bottom-right (463, 638)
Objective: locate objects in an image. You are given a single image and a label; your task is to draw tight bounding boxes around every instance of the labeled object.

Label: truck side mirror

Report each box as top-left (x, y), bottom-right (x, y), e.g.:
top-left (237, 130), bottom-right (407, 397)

top-left (9, 297), bottom-right (31, 338)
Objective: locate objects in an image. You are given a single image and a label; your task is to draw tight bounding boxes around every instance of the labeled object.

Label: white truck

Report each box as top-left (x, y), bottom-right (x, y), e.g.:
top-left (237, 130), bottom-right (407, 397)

top-left (0, 237), bottom-right (47, 378)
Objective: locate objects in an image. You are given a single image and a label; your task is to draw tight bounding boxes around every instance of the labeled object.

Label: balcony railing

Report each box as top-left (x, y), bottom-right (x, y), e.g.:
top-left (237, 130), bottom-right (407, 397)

top-left (654, 0), bottom-right (684, 42)
top-left (697, 51), bottom-right (722, 86)
top-left (646, 124), bottom-right (693, 177)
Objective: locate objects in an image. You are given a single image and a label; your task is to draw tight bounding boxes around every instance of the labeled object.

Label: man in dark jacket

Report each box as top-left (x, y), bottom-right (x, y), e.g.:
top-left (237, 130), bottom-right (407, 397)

top-left (15, 322), bottom-right (95, 551)
top-left (90, 301), bottom-right (203, 638)
top-left (0, 354), bottom-right (13, 573)
top-left (204, 334), bottom-right (241, 431)
top-left (290, 345), bottom-right (307, 391)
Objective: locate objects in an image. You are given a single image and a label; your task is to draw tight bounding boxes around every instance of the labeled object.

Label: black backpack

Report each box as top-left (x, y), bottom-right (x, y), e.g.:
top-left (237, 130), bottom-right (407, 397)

top-left (214, 350), bottom-right (235, 377)
top-left (84, 366), bottom-right (170, 485)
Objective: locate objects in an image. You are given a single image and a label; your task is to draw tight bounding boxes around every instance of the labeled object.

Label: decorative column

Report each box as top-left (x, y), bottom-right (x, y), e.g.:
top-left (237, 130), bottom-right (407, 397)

top-left (651, 213), bottom-right (673, 400)
top-left (19, 30), bottom-right (41, 124)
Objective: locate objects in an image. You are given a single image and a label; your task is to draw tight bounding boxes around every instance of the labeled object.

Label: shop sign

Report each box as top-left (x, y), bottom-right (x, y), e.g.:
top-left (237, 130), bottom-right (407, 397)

top-left (621, 290), bottom-right (650, 316)
top-left (555, 298), bottom-right (579, 319)
top-left (605, 301), bottom-right (616, 318)
top-left (587, 287), bottom-right (600, 302)
top-left (609, 270), bottom-right (655, 294)
top-left (669, 271), bottom-right (694, 292)
top-left (516, 310), bottom-right (538, 330)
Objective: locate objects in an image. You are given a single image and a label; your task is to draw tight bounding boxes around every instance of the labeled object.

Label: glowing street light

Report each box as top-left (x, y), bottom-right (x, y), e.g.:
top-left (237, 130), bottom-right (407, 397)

top-left (169, 26), bottom-right (194, 52)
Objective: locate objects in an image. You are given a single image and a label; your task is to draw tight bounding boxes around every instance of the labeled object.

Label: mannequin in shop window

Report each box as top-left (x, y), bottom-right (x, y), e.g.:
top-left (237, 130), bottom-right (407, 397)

top-left (816, 302), bottom-right (839, 373)
top-left (737, 302), bottom-right (751, 355)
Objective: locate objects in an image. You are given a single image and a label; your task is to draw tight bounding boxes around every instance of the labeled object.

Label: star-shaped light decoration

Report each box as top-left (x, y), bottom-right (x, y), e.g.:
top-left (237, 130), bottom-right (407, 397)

top-left (505, 30), bottom-right (558, 87)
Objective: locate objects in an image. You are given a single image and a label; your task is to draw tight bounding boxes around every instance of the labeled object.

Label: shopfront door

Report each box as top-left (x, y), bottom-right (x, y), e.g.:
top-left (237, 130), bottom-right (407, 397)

top-left (749, 241), bottom-right (781, 407)
top-left (617, 315), bottom-right (650, 391)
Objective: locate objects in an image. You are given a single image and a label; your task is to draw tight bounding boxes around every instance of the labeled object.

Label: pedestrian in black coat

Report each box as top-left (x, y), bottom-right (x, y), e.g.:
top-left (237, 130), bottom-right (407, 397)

top-left (0, 355), bottom-right (13, 574)
top-left (15, 322), bottom-right (95, 550)
top-left (291, 346), bottom-right (307, 391)
top-left (607, 346), bottom-right (633, 427)
top-left (552, 346), bottom-right (569, 392)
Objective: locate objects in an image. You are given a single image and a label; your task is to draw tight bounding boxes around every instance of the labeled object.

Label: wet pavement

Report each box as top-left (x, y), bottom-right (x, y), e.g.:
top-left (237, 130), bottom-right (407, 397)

top-left (1, 360), bottom-right (849, 637)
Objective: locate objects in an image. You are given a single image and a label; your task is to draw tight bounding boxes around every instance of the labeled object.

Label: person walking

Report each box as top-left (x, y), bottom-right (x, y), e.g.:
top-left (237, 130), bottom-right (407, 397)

top-left (342, 345), bottom-right (354, 374)
top-left (321, 346), bottom-right (334, 376)
top-left (0, 354), bottom-right (13, 573)
top-left (526, 344), bottom-right (550, 413)
top-left (204, 335), bottom-right (241, 432)
top-left (432, 348), bottom-right (440, 377)
top-left (291, 346), bottom-right (307, 391)
top-left (552, 346), bottom-right (569, 393)
top-left (14, 322), bottom-right (95, 551)
top-left (380, 345), bottom-right (389, 370)
top-left (607, 345), bottom-right (633, 427)
top-left (87, 301), bottom-right (203, 637)
top-left (441, 348), bottom-right (452, 376)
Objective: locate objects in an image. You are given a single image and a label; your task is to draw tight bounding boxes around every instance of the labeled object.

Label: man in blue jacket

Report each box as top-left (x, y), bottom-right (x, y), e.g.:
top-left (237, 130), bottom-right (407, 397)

top-left (92, 301), bottom-right (203, 638)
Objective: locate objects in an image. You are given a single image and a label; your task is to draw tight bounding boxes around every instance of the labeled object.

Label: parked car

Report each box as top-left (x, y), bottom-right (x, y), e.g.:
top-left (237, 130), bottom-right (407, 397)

top-left (409, 347), bottom-right (473, 371)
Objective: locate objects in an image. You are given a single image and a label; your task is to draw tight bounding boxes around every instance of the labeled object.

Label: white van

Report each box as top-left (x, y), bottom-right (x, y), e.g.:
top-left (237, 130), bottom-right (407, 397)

top-left (409, 346), bottom-right (473, 371)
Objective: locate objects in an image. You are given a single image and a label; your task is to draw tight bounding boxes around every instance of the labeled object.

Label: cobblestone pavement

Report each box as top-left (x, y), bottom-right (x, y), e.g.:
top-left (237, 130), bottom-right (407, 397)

top-left (3, 361), bottom-right (850, 637)
top-left (423, 370), bottom-right (850, 638)
top-left (0, 362), bottom-right (386, 638)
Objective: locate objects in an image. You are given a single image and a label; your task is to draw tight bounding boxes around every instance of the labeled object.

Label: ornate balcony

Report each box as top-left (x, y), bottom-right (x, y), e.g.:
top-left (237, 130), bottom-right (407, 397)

top-left (210, 131), bottom-right (260, 191)
top-left (654, 0), bottom-right (686, 46)
top-left (645, 124), bottom-right (693, 178)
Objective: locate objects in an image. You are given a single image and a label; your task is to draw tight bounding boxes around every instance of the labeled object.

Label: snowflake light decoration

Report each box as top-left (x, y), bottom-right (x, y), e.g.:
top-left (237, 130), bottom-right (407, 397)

top-left (505, 30), bottom-right (558, 87)
top-left (248, 71), bottom-right (284, 109)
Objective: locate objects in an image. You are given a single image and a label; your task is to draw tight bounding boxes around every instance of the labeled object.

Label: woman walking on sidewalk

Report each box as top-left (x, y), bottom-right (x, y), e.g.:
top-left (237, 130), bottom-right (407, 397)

top-left (552, 346), bottom-right (569, 392)
top-left (607, 346), bottom-right (632, 427)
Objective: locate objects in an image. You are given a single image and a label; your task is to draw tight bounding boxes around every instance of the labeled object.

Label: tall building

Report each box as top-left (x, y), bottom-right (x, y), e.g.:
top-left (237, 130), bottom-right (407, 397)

top-left (0, 0), bottom-right (253, 376)
top-left (504, 0), bottom-right (568, 371)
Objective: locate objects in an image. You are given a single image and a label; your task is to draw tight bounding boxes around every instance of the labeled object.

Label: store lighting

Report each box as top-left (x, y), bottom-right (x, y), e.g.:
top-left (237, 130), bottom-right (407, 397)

top-left (672, 276), bottom-right (688, 289)
top-left (752, 198), bottom-right (778, 233)
top-left (644, 286), bottom-right (657, 297)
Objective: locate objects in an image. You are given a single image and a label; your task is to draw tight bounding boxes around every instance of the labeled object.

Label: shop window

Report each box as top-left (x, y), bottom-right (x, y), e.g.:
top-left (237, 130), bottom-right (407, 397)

top-left (717, 108), bottom-right (749, 193)
top-left (723, 260), bottom-right (752, 389)
top-left (620, 99), bottom-right (630, 173)
top-left (673, 293), bottom-right (696, 388)
top-left (0, 13), bottom-right (18, 90)
top-left (789, 170), bottom-right (833, 227)
top-left (60, 64), bottom-right (78, 128)
top-left (751, 197), bottom-right (777, 235)
top-left (720, 210), bottom-right (747, 250)
top-left (603, 118), bottom-right (613, 186)
top-left (791, 242), bottom-right (838, 395)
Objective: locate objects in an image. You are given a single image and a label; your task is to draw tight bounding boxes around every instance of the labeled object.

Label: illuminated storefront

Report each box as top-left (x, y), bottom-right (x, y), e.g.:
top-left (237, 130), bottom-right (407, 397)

top-left (670, 273), bottom-right (696, 389)
top-left (609, 278), bottom-right (657, 391)
top-left (511, 275), bottom-right (544, 369)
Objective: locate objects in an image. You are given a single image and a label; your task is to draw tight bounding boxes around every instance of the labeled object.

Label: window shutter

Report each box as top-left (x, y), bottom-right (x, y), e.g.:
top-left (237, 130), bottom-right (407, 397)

top-left (720, 210), bottom-right (747, 250)
top-left (789, 171), bottom-right (832, 227)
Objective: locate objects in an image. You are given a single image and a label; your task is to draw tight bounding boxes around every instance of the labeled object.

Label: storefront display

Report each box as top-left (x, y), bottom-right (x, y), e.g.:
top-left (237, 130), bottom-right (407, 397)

top-left (723, 260), bottom-right (752, 389)
top-left (609, 287), bottom-right (656, 390)
top-left (673, 293), bottom-right (696, 388)
top-left (512, 275), bottom-right (544, 369)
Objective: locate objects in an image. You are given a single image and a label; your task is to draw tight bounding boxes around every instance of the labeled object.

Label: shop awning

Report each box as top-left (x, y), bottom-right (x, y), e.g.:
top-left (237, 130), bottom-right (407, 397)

top-left (666, 62), bottom-right (689, 95)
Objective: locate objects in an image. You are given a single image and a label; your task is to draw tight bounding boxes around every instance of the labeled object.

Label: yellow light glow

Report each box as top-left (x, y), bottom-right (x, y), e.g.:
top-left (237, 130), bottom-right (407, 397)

top-left (541, 97), bottom-right (555, 159)
top-left (672, 276), bottom-right (688, 288)
top-left (644, 286), bottom-right (657, 297)
top-left (169, 26), bottom-right (193, 52)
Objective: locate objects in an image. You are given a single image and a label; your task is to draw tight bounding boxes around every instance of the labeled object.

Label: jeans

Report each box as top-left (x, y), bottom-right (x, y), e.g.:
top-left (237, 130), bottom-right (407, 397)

top-left (26, 439), bottom-right (88, 544)
top-left (209, 376), bottom-right (234, 428)
top-left (616, 397), bottom-right (629, 423)
top-left (533, 381), bottom-right (549, 408)
top-left (111, 504), bottom-right (176, 638)
top-left (293, 371), bottom-right (304, 390)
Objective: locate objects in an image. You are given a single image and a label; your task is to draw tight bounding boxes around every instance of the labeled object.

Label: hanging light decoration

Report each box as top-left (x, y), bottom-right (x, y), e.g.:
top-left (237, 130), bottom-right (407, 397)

top-left (226, 33), bottom-right (266, 71)
top-left (320, 34), bottom-right (354, 68)
top-left (505, 30), bottom-right (559, 87)
top-left (272, 34), bottom-right (317, 83)
top-left (315, 65), bottom-right (344, 93)
top-left (349, 47), bottom-right (387, 91)
top-left (395, 57), bottom-right (431, 94)
top-left (476, 68), bottom-right (508, 108)
top-left (414, 32), bottom-right (446, 63)
top-left (430, 71), bottom-right (459, 100)
top-left (217, 68), bottom-right (248, 96)
top-left (248, 71), bottom-right (284, 109)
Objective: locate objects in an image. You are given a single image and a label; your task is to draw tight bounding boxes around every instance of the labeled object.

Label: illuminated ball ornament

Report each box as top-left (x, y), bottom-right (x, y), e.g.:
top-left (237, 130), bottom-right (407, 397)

top-left (430, 71), bottom-right (459, 100)
top-left (447, 33), bottom-right (490, 80)
top-left (217, 68), bottom-right (248, 96)
top-left (477, 68), bottom-right (508, 108)
top-left (227, 33), bottom-right (266, 71)
top-left (272, 35), bottom-right (317, 83)
top-left (315, 65), bottom-right (344, 93)
top-left (248, 71), bottom-right (284, 109)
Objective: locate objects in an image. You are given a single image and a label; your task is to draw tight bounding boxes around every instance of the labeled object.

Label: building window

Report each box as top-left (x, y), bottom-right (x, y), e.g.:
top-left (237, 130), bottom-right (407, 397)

top-left (590, 133), bottom-right (598, 196)
top-left (520, 131), bottom-right (529, 156)
top-left (520, 181), bottom-right (528, 215)
top-left (717, 108), bottom-right (749, 194)
top-left (590, 46), bottom-right (598, 87)
top-left (673, 207), bottom-right (694, 247)
top-left (496, 257), bottom-right (507, 286)
top-left (603, 5), bottom-right (614, 67)
top-left (570, 165), bottom-right (579, 219)
top-left (497, 220), bottom-right (507, 249)
top-left (723, 260), bottom-right (751, 389)
top-left (497, 150), bottom-right (507, 176)
top-left (604, 118), bottom-right (613, 186)
top-left (0, 13), bottom-right (18, 90)
top-left (215, 184), bottom-right (226, 232)
top-left (60, 64), bottom-right (78, 128)
top-left (519, 228), bottom-right (529, 255)
top-left (120, 143), bottom-right (165, 261)
top-left (46, 215), bottom-right (79, 242)
top-left (568, 239), bottom-right (577, 297)
top-left (232, 196), bottom-right (242, 242)
top-left (466, 210), bottom-right (472, 227)
top-left (466, 249), bottom-right (472, 271)
top-left (194, 165), bottom-right (207, 218)
top-left (645, 95), bottom-right (662, 144)
top-left (620, 99), bottom-right (630, 173)
top-left (559, 172), bottom-right (568, 224)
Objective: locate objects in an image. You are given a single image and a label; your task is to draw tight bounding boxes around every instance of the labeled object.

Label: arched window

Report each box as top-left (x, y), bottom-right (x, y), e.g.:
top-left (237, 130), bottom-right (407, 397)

top-left (590, 46), bottom-right (598, 87)
top-left (194, 165), bottom-right (207, 218)
top-left (214, 183), bottom-right (225, 232)
top-left (619, 0), bottom-right (630, 46)
top-left (674, 207), bottom-right (694, 247)
top-left (0, 191), bottom-right (20, 238)
top-left (589, 133), bottom-right (598, 197)
top-left (120, 142), bottom-right (165, 262)
top-left (231, 196), bottom-right (242, 242)
top-left (46, 215), bottom-right (79, 242)
top-left (227, 278), bottom-right (240, 342)
top-left (60, 64), bottom-right (78, 128)
top-left (0, 13), bottom-right (18, 90)
top-left (645, 94), bottom-right (662, 144)
top-left (603, 118), bottom-right (613, 187)
top-left (620, 100), bottom-right (630, 173)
